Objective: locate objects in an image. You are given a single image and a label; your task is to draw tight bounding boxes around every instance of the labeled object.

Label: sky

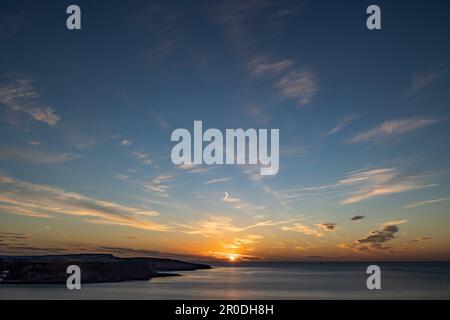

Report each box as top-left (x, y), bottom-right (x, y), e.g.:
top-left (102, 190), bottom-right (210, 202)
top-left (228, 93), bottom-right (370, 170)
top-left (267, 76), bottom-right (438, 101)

top-left (0, 0), bottom-right (450, 262)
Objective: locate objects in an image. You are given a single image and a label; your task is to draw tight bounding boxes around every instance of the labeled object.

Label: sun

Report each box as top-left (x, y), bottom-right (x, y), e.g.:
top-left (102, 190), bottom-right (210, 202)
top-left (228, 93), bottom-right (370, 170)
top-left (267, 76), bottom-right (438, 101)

top-left (228, 254), bottom-right (237, 262)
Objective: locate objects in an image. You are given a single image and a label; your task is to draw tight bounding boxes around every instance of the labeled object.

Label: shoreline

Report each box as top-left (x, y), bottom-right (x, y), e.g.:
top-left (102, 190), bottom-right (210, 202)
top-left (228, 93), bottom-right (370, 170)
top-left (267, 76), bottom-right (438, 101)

top-left (0, 254), bottom-right (211, 285)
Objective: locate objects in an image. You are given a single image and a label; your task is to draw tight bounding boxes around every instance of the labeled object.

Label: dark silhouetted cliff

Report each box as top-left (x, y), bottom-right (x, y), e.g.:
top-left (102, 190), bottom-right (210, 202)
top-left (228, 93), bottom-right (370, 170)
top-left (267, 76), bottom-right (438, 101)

top-left (0, 254), bottom-right (211, 284)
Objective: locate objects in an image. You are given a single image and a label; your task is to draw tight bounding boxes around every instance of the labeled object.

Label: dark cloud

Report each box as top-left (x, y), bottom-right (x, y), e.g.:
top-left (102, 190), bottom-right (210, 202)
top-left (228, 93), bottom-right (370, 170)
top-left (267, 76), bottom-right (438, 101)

top-left (317, 222), bottom-right (336, 231)
top-left (357, 224), bottom-right (401, 249)
top-left (2, 246), bottom-right (67, 253)
top-left (0, 233), bottom-right (68, 254)
top-left (0, 232), bottom-right (31, 241)
top-left (404, 237), bottom-right (432, 243)
top-left (351, 215), bottom-right (365, 221)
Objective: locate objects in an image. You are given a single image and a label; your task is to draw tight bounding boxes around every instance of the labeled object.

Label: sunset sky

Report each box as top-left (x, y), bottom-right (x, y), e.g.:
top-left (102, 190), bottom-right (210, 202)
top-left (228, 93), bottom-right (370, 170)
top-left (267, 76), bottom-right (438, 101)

top-left (1, 0), bottom-right (450, 262)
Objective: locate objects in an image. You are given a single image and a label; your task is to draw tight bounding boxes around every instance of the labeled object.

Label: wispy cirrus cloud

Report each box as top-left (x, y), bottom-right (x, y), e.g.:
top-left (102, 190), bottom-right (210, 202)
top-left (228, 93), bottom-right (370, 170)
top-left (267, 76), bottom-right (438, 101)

top-left (222, 192), bottom-right (265, 211)
top-left (282, 222), bottom-right (336, 237)
top-left (281, 223), bottom-right (323, 237)
top-left (282, 223), bottom-right (324, 237)
top-left (246, 105), bottom-right (271, 124)
top-left (339, 169), bottom-right (437, 205)
top-left (144, 174), bottom-right (173, 197)
top-left (0, 232), bottom-right (32, 247)
top-left (276, 70), bottom-right (317, 106)
top-left (0, 174), bottom-right (168, 231)
top-left (0, 146), bottom-right (81, 164)
top-left (0, 77), bottom-right (60, 125)
top-left (276, 167), bottom-right (438, 205)
top-left (179, 215), bottom-right (299, 237)
top-left (212, 2), bottom-right (317, 107)
top-left (149, 109), bottom-right (170, 129)
top-left (410, 63), bottom-right (448, 94)
top-left (405, 197), bottom-right (450, 209)
top-left (178, 163), bottom-right (216, 174)
top-left (222, 234), bottom-right (263, 250)
top-left (346, 118), bottom-right (440, 144)
top-left (248, 56), bottom-right (295, 77)
top-left (204, 177), bottom-right (231, 185)
top-left (247, 56), bottom-right (319, 107)
top-left (327, 114), bottom-right (358, 136)
top-left (131, 151), bottom-right (153, 165)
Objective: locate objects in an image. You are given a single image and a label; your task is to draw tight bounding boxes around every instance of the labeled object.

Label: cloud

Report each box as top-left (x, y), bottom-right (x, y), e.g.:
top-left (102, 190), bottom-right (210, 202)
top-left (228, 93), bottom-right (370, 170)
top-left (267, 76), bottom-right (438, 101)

top-left (282, 223), bottom-right (323, 237)
top-left (144, 174), bottom-right (173, 197)
top-left (248, 56), bottom-right (295, 77)
top-left (212, 0), bottom-right (304, 53)
top-left (277, 167), bottom-right (438, 205)
top-left (115, 174), bottom-right (130, 182)
top-left (341, 184), bottom-right (437, 206)
top-left (149, 109), bottom-right (170, 129)
top-left (179, 215), bottom-right (299, 237)
top-left (222, 192), bottom-right (265, 211)
top-left (279, 145), bottom-right (308, 157)
top-left (178, 163), bottom-right (215, 174)
top-left (0, 245), bottom-right (68, 254)
top-left (356, 220), bottom-right (408, 250)
top-left (339, 169), bottom-right (437, 205)
top-left (212, 2), bottom-right (316, 107)
top-left (276, 70), bottom-right (317, 106)
top-left (410, 63), bottom-right (448, 94)
top-left (382, 220), bottom-right (408, 226)
top-left (316, 222), bottom-right (337, 231)
top-left (351, 215), bottom-right (365, 221)
top-left (0, 232), bottom-right (32, 245)
top-left (246, 105), bottom-right (271, 124)
top-left (179, 216), bottom-right (236, 237)
top-left (327, 114), bottom-right (358, 135)
top-left (0, 174), bottom-right (169, 231)
top-left (0, 146), bottom-right (82, 164)
top-left (204, 178), bottom-right (231, 185)
top-left (347, 118), bottom-right (440, 144)
top-left (222, 234), bottom-right (263, 250)
top-left (0, 77), bottom-right (60, 125)
top-left (120, 139), bottom-right (133, 146)
top-left (403, 236), bottom-right (432, 243)
top-left (405, 197), bottom-right (450, 209)
top-left (60, 124), bottom-right (97, 151)
top-left (132, 151), bottom-right (153, 165)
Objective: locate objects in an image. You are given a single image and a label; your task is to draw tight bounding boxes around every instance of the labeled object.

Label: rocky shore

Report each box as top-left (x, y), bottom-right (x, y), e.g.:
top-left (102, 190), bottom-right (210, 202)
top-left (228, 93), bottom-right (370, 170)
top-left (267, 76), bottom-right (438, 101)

top-left (0, 254), bottom-right (211, 284)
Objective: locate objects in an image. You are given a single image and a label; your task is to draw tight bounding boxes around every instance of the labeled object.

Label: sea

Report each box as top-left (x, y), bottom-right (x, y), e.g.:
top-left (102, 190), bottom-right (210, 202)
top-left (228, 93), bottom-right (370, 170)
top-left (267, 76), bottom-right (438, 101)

top-left (1, 262), bottom-right (449, 300)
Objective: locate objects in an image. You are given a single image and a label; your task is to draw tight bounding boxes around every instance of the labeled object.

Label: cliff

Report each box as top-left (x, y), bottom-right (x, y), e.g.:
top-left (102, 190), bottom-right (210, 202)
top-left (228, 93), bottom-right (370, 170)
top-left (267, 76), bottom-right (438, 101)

top-left (0, 254), bottom-right (211, 284)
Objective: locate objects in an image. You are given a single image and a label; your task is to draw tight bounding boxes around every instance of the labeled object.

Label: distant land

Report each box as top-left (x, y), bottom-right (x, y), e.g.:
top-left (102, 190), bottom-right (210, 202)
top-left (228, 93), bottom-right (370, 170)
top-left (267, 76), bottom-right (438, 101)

top-left (0, 254), bottom-right (211, 284)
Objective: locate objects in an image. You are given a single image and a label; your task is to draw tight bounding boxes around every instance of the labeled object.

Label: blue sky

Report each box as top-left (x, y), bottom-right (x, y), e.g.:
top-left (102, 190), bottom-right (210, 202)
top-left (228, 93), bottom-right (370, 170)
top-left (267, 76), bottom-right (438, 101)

top-left (0, 0), bottom-right (449, 261)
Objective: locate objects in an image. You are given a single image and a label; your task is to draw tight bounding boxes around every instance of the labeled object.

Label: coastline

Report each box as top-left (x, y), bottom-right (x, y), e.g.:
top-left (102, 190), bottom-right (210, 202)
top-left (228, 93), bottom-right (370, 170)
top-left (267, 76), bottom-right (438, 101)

top-left (0, 254), bottom-right (211, 285)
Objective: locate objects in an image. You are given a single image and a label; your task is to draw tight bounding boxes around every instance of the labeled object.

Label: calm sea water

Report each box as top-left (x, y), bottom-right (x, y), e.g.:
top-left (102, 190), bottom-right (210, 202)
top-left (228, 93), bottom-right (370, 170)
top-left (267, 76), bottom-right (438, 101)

top-left (1, 262), bottom-right (449, 300)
